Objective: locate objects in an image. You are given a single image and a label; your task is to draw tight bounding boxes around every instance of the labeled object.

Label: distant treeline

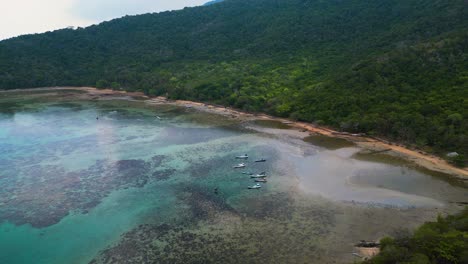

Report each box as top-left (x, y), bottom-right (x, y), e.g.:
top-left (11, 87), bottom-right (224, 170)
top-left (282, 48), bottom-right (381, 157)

top-left (0, 0), bottom-right (466, 163)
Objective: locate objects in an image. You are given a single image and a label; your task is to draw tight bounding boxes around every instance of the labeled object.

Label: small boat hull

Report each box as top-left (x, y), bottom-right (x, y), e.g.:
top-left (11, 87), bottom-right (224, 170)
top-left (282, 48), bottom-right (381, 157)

top-left (248, 183), bottom-right (262, 189)
top-left (233, 163), bottom-right (246, 169)
top-left (250, 172), bottom-right (267, 178)
top-left (250, 175), bottom-right (267, 178)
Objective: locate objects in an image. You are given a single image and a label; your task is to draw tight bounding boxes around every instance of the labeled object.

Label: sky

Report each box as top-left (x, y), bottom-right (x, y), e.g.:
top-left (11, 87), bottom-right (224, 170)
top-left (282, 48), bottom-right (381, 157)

top-left (0, 0), bottom-right (209, 40)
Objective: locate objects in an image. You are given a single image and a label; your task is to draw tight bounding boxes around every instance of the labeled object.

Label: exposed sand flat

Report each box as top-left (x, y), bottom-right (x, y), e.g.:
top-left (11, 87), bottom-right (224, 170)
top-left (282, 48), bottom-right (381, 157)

top-left (1, 86), bottom-right (466, 264)
top-left (148, 95), bottom-right (468, 180)
top-left (3, 86), bottom-right (466, 179)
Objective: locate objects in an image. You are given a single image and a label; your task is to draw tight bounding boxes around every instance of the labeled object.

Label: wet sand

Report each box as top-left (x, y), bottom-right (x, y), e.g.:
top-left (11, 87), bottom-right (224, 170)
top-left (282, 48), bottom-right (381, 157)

top-left (2, 86), bottom-right (466, 180)
top-left (156, 100), bottom-right (467, 180)
top-left (148, 90), bottom-right (467, 180)
top-left (1, 87), bottom-right (466, 264)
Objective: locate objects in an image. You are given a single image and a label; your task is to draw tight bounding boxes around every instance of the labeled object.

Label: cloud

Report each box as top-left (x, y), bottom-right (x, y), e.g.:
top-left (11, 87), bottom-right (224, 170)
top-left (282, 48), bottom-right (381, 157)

top-left (0, 0), bottom-right (208, 40)
top-left (71, 0), bottom-right (208, 21)
top-left (0, 0), bottom-right (93, 40)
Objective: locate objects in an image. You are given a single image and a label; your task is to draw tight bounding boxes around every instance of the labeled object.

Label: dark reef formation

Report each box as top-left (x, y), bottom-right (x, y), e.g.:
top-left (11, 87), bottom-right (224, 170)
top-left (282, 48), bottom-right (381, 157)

top-left (0, 155), bottom-right (171, 228)
top-left (91, 191), bottom-right (336, 264)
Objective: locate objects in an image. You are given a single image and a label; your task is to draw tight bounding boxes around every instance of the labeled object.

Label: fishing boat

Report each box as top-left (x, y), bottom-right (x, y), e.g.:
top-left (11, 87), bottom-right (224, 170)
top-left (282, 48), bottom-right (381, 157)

top-left (251, 175), bottom-right (267, 178)
top-left (233, 163), bottom-right (246, 168)
top-left (242, 172), bottom-right (254, 175)
top-left (254, 178), bottom-right (267, 183)
top-left (248, 183), bottom-right (261, 189)
top-left (250, 172), bottom-right (267, 178)
top-left (235, 154), bottom-right (249, 159)
top-left (255, 158), bottom-right (266, 162)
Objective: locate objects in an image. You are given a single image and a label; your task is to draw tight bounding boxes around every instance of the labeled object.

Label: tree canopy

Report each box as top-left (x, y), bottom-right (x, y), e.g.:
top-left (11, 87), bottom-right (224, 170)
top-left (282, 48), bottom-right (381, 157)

top-left (0, 0), bottom-right (466, 161)
top-left (364, 208), bottom-right (468, 264)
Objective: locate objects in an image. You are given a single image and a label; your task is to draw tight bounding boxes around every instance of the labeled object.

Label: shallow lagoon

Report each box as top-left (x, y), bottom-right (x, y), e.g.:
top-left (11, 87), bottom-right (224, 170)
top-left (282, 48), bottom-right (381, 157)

top-left (0, 90), bottom-right (466, 263)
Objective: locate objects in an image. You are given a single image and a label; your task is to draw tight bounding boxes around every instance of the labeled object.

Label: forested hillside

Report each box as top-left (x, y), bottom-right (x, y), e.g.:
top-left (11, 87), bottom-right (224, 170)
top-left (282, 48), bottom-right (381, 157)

top-left (0, 0), bottom-right (466, 160)
top-left (204, 0), bottom-right (224, 5)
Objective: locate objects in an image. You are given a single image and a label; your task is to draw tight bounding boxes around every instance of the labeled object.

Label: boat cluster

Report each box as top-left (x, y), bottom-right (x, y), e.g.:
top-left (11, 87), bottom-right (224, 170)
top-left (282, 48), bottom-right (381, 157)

top-left (233, 154), bottom-right (268, 189)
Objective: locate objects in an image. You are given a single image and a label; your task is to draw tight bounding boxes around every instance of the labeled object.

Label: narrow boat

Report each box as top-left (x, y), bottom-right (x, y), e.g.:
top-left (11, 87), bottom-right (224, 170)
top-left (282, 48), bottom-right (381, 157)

top-left (235, 154), bottom-right (249, 159)
top-left (248, 183), bottom-right (261, 189)
top-left (255, 178), bottom-right (267, 183)
top-left (250, 172), bottom-right (267, 178)
top-left (250, 175), bottom-right (267, 178)
top-left (233, 163), bottom-right (246, 168)
top-left (255, 158), bottom-right (266, 162)
top-left (250, 171), bottom-right (266, 176)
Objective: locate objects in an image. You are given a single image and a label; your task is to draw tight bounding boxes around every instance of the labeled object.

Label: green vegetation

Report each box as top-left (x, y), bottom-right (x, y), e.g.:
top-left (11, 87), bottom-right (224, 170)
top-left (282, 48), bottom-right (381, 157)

top-left (0, 0), bottom-right (466, 161)
top-left (364, 208), bottom-right (468, 264)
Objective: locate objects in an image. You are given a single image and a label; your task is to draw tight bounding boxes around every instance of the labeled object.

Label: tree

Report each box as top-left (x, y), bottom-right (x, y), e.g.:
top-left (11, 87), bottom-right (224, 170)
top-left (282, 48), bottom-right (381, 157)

top-left (96, 79), bottom-right (109, 89)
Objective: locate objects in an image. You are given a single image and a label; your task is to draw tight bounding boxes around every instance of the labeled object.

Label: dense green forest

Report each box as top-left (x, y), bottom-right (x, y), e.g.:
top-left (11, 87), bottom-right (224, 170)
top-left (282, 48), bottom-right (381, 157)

top-left (0, 0), bottom-right (466, 162)
top-left (363, 208), bottom-right (468, 264)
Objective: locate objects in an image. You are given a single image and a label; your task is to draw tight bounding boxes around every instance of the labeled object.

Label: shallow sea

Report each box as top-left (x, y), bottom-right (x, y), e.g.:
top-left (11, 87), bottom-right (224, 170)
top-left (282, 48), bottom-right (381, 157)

top-left (0, 90), bottom-right (466, 264)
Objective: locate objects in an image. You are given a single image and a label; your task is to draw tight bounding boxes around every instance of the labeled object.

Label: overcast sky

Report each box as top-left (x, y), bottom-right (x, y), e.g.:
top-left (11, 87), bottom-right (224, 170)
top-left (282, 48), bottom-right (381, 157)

top-left (0, 0), bottom-right (208, 40)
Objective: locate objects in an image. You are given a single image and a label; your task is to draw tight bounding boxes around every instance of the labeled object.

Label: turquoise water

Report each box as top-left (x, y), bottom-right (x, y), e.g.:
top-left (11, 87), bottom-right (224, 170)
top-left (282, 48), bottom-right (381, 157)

top-left (0, 91), bottom-right (466, 264)
top-left (0, 94), bottom-right (277, 263)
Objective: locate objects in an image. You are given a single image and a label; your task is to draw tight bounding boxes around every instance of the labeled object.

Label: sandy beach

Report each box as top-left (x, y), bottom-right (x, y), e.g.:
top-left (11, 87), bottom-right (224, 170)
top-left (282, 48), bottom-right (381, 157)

top-left (2, 86), bottom-right (467, 179)
top-left (146, 94), bottom-right (468, 180)
top-left (1, 86), bottom-right (466, 264)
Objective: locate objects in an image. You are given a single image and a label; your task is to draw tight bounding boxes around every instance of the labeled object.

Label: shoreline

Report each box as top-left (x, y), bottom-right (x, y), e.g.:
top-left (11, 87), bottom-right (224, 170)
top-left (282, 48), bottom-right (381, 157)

top-left (2, 86), bottom-right (467, 179)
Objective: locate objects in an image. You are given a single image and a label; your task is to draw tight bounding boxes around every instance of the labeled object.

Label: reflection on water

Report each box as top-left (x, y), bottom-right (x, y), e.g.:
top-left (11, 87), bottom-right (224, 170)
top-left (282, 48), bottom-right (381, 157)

top-left (0, 91), bottom-right (466, 264)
